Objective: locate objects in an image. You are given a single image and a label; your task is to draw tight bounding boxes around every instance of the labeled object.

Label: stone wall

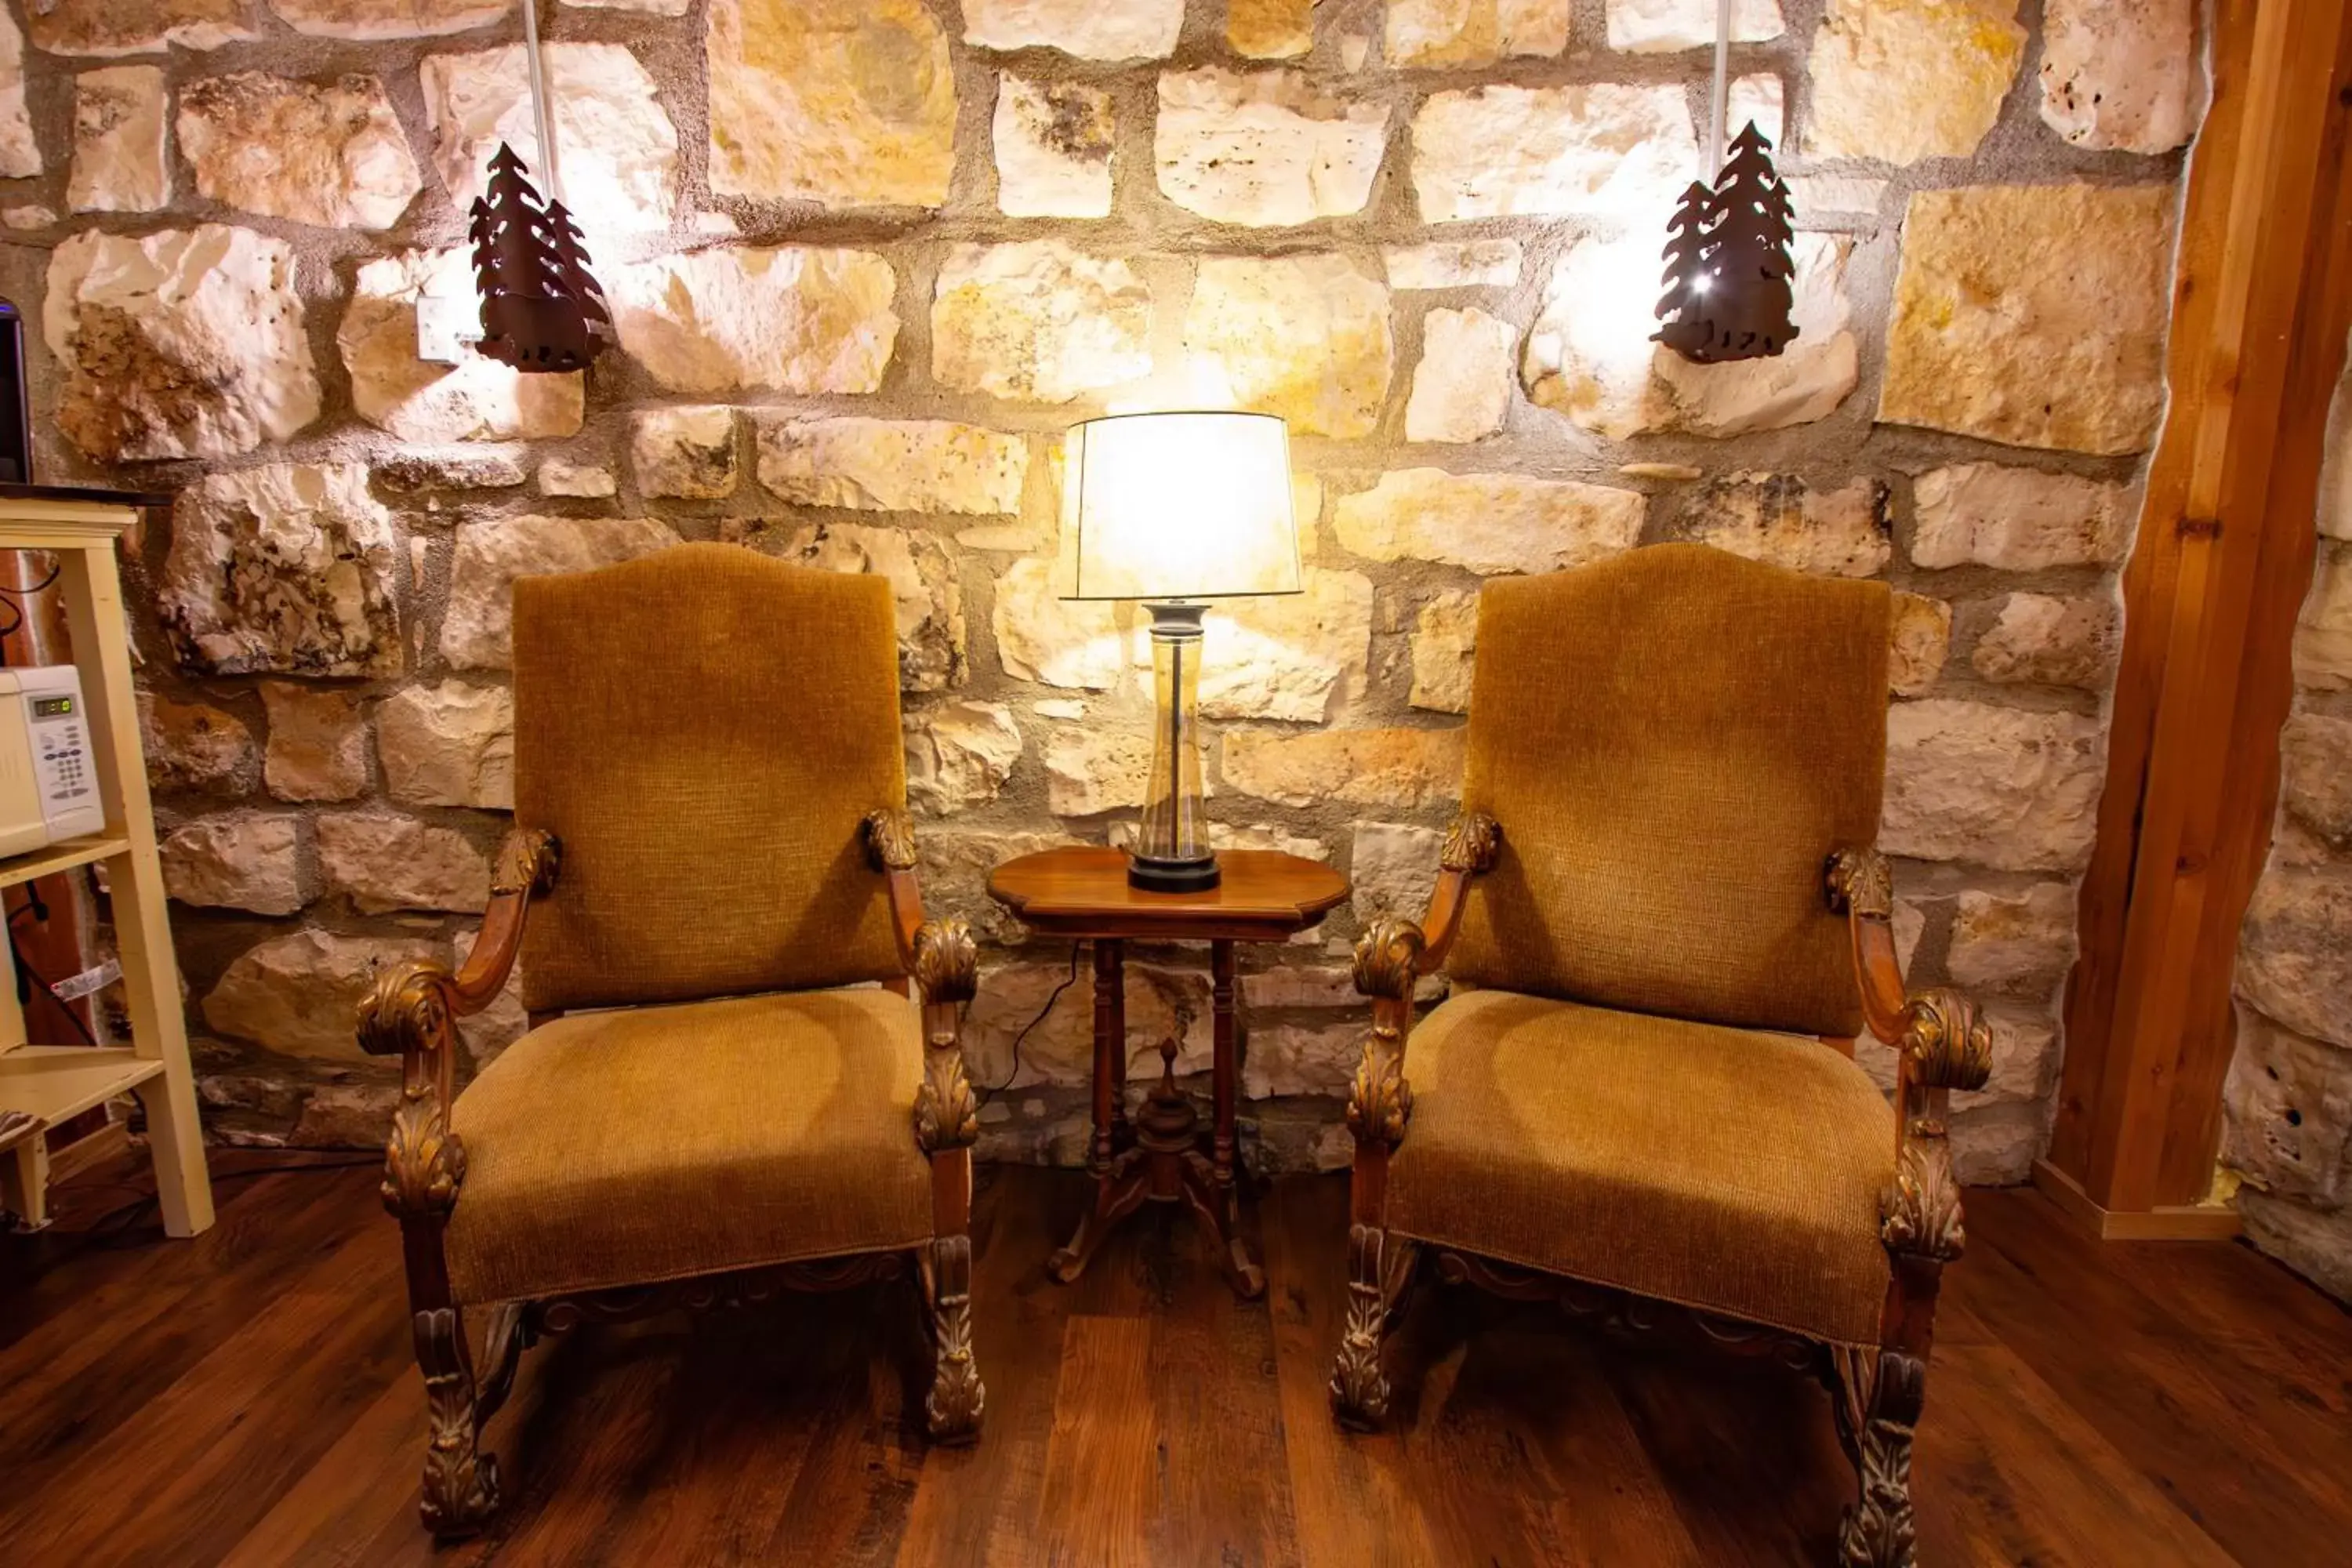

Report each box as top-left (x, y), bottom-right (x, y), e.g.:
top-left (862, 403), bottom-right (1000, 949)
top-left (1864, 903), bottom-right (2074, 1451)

top-left (0, 0), bottom-right (2201, 1177)
top-left (2225, 345), bottom-right (2352, 1301)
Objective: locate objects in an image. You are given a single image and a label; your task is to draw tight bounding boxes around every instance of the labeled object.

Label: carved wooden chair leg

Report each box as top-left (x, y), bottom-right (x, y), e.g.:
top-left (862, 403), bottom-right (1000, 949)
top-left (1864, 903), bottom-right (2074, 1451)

top-left (412, 1301), bottom-right (500, 1537)
top-left (1835, 1346), bottom-right (1924, 1568)
top-left (920, 1232), bottom-right (985, 1444)
top-left (1330, 1222), bottom-right (1416, 1430)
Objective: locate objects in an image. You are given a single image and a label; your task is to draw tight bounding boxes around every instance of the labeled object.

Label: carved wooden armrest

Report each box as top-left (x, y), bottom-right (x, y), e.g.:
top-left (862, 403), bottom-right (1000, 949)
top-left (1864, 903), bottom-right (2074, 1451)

top-left (356, 827), bottom-right (559, 1221)
top-left (1826, 846), bottom-right (1993, 1261)
top-left (864, 808), bottom-right (982, 1154)
top-left (1344, 812), bottom-right (1500, 1154)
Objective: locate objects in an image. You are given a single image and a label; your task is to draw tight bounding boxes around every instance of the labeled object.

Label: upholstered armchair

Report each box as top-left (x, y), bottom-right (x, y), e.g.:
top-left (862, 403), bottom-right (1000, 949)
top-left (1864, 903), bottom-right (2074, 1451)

top-left (1329, 544), bottom-right (1991, 1568)
top-left (357, 544), bottom-right (985, 1537)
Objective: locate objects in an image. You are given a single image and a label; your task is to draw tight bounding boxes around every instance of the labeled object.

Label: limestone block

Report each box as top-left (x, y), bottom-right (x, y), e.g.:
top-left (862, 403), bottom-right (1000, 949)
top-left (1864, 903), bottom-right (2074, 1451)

top-left (161, 814), bottom-right (303, 916)
top-left (1231, 0), bottom-right (1316, 58)
top-left (32, 0), bottom-right (259, 55)
top-left (1350, 822), bottom-right (1443, 924)
top-left (1880, 185), bottom-right (2172, 456)
top-left (754, 417), bottom-right (1025, 516)
top-left (630, 406), bottom-right (739, 499)
top-left (1524, 230), bottom-right (1857, 438)
top-left (203, 931), bottom-right (443, 1062)
top-left (917, 827), bottom-right (1073, 942)
top-left (2238, 864), bottom-right (2352, 1049)
top-left (993, 557), bottom-right (1126, 691)
top-left (1244, 1020), bottom-right (1362, 1098)
top-left (68, 65), bottom-right (168, 213)
top-left (1910, 463), bottom-right (2135, 571)
top-left (260, 684), bottom-right (370, 804)
top-left (442, 516), bottom-right (681, 670)
top-left (0, 10), bottom-right (38, 177)
top-left (422, 42), bottom-right (674, 231)
top-left (140, 695), bottom-right (258, 797)
top-left (1406, 307), bottom-right (1515, 444)
top-left (907, 702), bottom-right (1023, 815)
top-left (707, 0), bottom-right (955, 207)
top-left (178, 71), bottom-right (420, 230)
top-left (738, 521), bottom-right (967, 693)
top-left (2238, 1190), bottom-right (2352, 1303)
top-left (1606, 0), bottom-right (1783, 53)
top-left (609, 246), bottom-right (898, 396)
top-left (1882, 700), bottom-right (2105, 872)
top-left (1224, 726), bottom-right (1465, 809)
top-left (1044, 727), bottom-right (1154, 817)
top-left (2293, 550), bottom-right (2352, 691)
top-left (1184, 256), bottom-right (1392, 438)
top-left (1334, 469), bottom-right (1644, 575)
top-left (1385, 240), bottom-right (1523, 290)
top-left (2039, 0), bottom-right (2198, 154)
top-left (966, 958), bottom-right (1209, 1090)
top-left (1948, 882), bottom-right (2075, 996)
top-left (376, 680), bottom-right (514, 809)
top-left (1155, 68), bottom-right (1387, 227)
top-left (1686, 474), bottom-right (1892, 578)
top-left (2280, 712), bottom-right (2352, 851)
top-left (340, 248), bottom-right (583, 443)
top-left (162, 464), bottom-right (400, 680)
top-left (537, 459), bottom-right (615, 499)
top-left (962, 0), bottom-right (1185, 60)
top-left (994, 75), bottom-right (1114, 219)
top-left (1412, 83), bottom-right (1695, 221)
top-left (1386, 0), bottom-right (1570, 67)
top-left (2222, 1006), bottom-right (2352, 1206)
top-left (271, 0), bottom-right (510, 38)
top-left (372, 451), bottom-right (528, 492)
top-left (1806, 0), bottom-right (2025, 164)
top-left (1888, 591), bottom-right (1951, 697)
top-left (1410, 590), bottom-right (1479, 714)
top-left (932, 242), bottom-right (1153, 404)
top-left (1972, 593), bottom-right (2119, 690)
top-left (318, 811), bottom-right (492, 913)
top-left (1194, 568), bottom-right (1374, 722)
top-left (45, 225), bottom-right (321, 463)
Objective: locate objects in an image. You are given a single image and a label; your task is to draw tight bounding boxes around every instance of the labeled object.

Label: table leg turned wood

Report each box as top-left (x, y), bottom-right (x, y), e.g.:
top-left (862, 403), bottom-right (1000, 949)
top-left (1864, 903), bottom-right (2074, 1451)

top-left (1088, 939), bottom-right (1123, 1174)
top-left (1211, 942), bottom-right (1238, 1192)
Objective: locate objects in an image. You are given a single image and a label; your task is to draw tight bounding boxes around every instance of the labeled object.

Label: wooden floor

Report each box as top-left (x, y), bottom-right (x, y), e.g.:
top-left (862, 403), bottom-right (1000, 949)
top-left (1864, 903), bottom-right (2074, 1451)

top-left (2, 1155), bottom-right (2348, 1568)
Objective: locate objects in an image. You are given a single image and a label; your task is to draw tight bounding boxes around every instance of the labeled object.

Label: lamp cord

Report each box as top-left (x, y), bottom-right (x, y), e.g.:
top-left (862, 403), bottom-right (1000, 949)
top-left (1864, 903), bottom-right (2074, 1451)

top-left (975, 941), bottom-right (1081, 1104)
top-left (1707, 0), bottom-right (1733, 178)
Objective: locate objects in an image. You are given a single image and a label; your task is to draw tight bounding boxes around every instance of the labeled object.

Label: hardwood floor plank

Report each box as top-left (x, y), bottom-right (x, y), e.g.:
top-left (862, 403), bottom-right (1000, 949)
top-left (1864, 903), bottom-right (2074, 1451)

top-left (1913, 1341), bottom-right (2236, 1568)
top-left (1036, 1313), bottom-right (1157, 1568)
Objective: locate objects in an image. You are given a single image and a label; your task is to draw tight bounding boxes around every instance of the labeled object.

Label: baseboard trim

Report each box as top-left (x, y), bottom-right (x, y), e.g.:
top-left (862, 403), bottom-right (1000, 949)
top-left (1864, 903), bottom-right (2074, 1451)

top-left (2031, 1159), bottom-right (2245, 1242)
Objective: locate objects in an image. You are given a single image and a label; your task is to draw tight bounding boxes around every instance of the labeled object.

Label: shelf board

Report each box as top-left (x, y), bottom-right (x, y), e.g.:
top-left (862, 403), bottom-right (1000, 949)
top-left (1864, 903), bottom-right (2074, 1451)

top-left (0, 1046), bottom-right (162, 1124)
top-left (0, 833), bottom-right (129, 891)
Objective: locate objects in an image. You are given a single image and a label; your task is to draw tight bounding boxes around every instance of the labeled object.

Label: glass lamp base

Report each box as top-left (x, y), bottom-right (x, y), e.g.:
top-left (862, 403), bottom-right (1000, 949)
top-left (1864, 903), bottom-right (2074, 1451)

top-left (1127, 852), bottom-right (1221, 893)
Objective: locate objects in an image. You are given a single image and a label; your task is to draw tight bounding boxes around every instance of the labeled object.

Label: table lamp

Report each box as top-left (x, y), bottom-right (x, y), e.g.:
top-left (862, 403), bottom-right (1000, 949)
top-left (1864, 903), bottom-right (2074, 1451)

top-left (1063, 411), bottom-right (1300, 892)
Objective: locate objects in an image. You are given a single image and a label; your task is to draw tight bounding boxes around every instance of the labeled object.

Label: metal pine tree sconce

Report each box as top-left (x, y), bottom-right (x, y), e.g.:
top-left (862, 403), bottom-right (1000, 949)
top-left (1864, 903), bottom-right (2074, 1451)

top-left (1653, 0), bottom-right (1799, 364)
top-left (469, 2), bottom-right (610, 373)
top-left (1062, 412), bottom-right (1301, 894)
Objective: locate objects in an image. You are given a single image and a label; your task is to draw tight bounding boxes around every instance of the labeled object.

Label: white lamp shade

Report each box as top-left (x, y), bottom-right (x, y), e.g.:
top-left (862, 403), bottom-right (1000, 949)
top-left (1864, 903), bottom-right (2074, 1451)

top-left (1063, 412), bottom-right (1301, 601)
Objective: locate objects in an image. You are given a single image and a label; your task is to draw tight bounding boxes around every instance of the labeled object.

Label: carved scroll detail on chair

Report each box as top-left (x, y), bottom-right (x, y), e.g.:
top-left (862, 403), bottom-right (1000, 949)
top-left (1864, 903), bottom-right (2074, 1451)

top-left (535, 1254), bottom-right (910, 1333)
top-left (912, 918), bottom-right (980, 1153)
top-left (1835, 1350), bottom-right (1926, 1568)
top-left (491, 826), bottom-right (561, 897)
top-left (863, 807), bottom-right (920, 872)
top-left (1824, 845), bottom-right (1893, 920)
top-left (1439, 811), bottom-right (1501, 873)
top-left (413, 1306), bottom-right (500, 1535)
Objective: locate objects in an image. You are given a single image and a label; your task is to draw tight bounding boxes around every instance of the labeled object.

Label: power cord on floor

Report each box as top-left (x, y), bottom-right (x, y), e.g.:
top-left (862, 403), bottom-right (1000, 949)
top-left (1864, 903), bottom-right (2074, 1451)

top-left (976, 941), bottom-right (1081, 1104)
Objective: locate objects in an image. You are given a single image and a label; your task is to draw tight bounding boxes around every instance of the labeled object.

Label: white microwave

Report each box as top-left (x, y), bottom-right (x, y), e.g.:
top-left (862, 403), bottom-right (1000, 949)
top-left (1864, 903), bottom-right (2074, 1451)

top-left (0, 666), bottom-right (105, 856)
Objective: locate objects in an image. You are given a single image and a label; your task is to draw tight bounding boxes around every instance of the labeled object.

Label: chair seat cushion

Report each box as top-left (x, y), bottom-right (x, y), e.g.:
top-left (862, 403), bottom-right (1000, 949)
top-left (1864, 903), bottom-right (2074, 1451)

top-left (1387, 988), bottom-right (1896, 1346)
top-left (445, 987), bottom-right (932, 1305)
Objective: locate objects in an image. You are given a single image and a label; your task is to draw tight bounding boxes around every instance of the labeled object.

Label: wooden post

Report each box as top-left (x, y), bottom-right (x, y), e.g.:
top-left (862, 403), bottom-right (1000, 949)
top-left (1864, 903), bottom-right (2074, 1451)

top-left (2044, 0), bottom-right (2352, 1232)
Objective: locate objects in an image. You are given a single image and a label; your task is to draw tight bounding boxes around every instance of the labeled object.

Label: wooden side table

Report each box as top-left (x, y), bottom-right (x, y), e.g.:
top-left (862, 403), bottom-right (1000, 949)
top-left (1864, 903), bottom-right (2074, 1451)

top-left (987, 847), bottom-right (1348, 1299)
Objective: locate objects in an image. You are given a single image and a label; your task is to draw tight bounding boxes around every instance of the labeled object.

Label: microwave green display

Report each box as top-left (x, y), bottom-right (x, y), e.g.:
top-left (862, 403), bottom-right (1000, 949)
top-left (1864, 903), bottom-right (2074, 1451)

top-left (31, 696), bottom-right (73, 717)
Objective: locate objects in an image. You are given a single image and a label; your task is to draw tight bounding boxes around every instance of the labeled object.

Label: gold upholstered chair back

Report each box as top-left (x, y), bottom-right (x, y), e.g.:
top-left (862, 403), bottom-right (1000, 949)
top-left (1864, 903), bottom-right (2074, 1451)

top-left (510, 543), bottom-right (908, 1013)
top-left (1447, 543), bottom-right (1890, 1037)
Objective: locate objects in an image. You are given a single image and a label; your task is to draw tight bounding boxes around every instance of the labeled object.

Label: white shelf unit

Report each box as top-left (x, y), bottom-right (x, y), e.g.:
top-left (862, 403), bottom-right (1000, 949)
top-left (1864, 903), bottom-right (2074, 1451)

top-left (0, 495), bottom-right (212, 1236)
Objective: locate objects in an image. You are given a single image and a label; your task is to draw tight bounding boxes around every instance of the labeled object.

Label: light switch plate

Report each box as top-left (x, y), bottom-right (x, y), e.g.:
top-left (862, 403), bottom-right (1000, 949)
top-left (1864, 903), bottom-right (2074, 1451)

top-left (416, 294), bottom-right (482, 365)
